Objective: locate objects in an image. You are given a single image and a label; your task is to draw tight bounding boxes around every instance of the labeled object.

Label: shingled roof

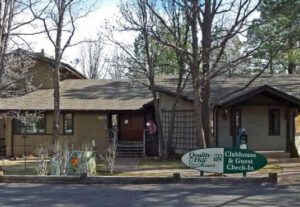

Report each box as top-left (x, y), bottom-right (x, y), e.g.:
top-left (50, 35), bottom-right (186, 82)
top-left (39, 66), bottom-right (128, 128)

top-left (0, 79), bottom-right (152, 111)
top-left (0, 75), bottom-right (300, 111)
top-left (155, 74), bottom-right (300, 106)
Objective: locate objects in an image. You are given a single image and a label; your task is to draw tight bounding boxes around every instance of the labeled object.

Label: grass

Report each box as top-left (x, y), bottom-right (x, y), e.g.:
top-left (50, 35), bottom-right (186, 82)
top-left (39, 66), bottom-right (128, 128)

top-left (138, 159), bottom-right (187, 169)
top-left (258, 164), bottom-right (283, 173)
top-left (1, 158), bottom-right (285, 176)
top-left (2, 161), bottom-right (38, 175)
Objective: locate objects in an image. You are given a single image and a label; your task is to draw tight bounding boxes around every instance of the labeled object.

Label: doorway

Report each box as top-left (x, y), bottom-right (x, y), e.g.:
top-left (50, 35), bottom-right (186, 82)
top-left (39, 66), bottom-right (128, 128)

top-left (119, 112), bottom-right (144, 142)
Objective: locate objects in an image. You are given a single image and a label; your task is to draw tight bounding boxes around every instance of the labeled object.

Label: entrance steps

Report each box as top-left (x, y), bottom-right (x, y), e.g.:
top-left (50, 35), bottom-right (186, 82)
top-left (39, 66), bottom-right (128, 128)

top-left (116, 142), bottom-right (144, 157)
top-left (257, 151), bottom-right (290, 158)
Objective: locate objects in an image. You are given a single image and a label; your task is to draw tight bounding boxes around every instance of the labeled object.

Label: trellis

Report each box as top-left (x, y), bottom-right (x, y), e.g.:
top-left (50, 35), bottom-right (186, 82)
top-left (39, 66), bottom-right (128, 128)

top-left (161, 109), bottom-right (197, 152)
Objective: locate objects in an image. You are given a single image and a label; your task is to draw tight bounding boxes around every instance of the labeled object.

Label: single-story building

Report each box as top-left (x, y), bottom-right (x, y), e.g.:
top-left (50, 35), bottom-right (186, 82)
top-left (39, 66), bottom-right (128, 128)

top-left (156, 76), bottom-right (300, 157)
top-left (0, 79), bottom-right (155, 157)
top-left (0, 52), bottom-right (300, 157)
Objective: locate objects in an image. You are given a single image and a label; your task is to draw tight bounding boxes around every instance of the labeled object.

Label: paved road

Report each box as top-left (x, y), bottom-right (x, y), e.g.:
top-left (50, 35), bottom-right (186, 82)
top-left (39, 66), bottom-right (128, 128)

top-left (0, 183), bottom-right (300, 207)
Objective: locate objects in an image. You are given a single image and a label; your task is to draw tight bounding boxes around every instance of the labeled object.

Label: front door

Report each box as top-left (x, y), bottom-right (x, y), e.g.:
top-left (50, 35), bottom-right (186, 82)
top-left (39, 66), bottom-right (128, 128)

top-left (119, 112), bottom-right (144, 141)
top-left (0, 118), bottom-right (6, 156)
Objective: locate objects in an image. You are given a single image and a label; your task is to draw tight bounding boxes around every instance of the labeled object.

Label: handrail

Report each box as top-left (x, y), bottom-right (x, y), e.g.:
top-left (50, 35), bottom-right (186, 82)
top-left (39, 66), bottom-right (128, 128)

top-left (107, 127), bottom-right (118, 144)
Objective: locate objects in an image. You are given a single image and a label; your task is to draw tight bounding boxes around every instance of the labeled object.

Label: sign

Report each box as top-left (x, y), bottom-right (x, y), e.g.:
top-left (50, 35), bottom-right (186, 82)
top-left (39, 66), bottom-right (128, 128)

top-left (181, 148), bottom-right (267, 174)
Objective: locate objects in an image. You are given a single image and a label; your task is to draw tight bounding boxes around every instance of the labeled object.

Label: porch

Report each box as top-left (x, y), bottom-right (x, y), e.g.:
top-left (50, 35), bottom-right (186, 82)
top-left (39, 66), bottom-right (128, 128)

top-left (108, 128), bottom-right (158, 158)
top-left (107, 111), bottom-right (158, 157)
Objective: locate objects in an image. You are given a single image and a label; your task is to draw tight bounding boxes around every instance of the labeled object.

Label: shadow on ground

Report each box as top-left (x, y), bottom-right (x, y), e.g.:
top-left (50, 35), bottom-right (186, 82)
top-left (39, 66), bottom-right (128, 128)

top-left (0, 183), bottom-right (300, 207)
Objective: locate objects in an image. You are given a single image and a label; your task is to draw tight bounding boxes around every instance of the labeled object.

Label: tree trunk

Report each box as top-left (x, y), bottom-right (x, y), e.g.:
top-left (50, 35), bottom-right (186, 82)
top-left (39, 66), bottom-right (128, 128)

top-left (52, 62), bottom-right (60, 145)
top-left (164, 56), bottom-right (185, 158)
top-left (288, 62), bottom-right (296, 74)
top-left (200, 0), bottom-right (213, 147)
top-left (201, 81), bottom-right (213, 147)
top-left (287, 36), bottom-right (295, 74)
top-left (152, 91), bottom-right (164, 158)
top-left (164, 100), bottom-right (178, 159)
top-left (193, 81), bottom-right (206, 148)
top-left (189, 0), bottom-right (206, 149)
top-left (52, 7), bottom-right (64, 145)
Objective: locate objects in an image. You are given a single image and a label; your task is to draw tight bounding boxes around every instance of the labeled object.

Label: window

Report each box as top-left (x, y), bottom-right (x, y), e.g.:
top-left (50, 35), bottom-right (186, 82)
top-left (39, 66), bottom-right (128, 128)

top-left (63, 113), bottom-right (73, 134)
top-left (13, 115), bottom-right (46, 134)
top-left (269, 109), bottom-right (280, 135)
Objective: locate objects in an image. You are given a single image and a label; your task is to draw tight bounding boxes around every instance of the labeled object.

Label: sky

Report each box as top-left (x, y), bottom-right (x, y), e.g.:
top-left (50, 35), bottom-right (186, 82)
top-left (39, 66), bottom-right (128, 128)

top-left (21, 0), bottom-right (123, 72)
top-left (19, 0), bottom-right (261, 74)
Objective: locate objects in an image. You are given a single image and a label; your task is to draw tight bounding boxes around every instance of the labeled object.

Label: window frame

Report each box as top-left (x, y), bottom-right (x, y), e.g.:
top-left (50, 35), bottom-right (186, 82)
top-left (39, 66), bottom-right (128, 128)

top-left (269, 108), bottom-right (280, 136)
top-left (13, 114), bottom-right (47, 135)
top-left (63, 113), bottom-right (74, 135)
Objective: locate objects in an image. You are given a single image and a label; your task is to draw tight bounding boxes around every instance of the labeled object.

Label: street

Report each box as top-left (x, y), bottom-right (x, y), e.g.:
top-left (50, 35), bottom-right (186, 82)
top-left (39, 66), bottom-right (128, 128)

top-left (0, 183), bottom-right (300, 207)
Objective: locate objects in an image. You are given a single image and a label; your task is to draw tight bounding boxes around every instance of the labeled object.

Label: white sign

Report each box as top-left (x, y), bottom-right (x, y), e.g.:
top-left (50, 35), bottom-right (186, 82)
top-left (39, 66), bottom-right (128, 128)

top-left (181, 148), bottom-right (224, 173)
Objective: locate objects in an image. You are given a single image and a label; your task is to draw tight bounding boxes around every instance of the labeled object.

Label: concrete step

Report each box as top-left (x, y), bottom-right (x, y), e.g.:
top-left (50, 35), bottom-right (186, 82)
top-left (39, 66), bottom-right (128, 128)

top-left (257, 151), bottom-right (290, 158)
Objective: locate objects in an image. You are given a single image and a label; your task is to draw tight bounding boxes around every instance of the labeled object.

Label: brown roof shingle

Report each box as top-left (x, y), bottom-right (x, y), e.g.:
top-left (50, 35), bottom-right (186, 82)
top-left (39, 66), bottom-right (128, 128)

top-left (0, 79), bottom-right (153, 111)
top-left (155, 74), bottom-right (300, 106)
top-left (1, 74), bottom-right (300, 111)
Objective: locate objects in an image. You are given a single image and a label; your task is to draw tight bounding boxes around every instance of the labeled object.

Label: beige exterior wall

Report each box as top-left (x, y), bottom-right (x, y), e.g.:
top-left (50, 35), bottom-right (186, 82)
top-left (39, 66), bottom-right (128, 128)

top-left (26, 60), bottom-right (84, 89)
top-left (159, 93), bottom-right (194, 111)
top-left (29, 61), bottom-right (54, 89)
top-left (158, 93), bottom-right (296, 152)
top-left (217, 105), bottom-right (296, 151)
top-left (6, 111), bottom-right (109, 156)
top-left (5, 117), bottom-right (13, 156)
top-left (158, 93), bottom-right (196, 153)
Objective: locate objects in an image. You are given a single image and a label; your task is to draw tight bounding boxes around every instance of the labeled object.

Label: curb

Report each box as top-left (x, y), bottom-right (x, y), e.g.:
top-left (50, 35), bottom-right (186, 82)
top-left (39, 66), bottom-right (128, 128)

top-left (0, 173), bottom-right (277, 185)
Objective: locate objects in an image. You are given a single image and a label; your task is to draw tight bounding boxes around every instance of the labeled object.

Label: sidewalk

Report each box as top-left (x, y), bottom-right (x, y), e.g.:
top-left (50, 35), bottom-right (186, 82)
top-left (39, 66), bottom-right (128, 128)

top-left (114, 158), bottom-right (141, 172)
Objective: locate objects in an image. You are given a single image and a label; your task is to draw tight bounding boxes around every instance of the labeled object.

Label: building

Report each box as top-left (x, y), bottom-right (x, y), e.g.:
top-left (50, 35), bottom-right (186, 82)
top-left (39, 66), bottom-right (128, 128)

top-left (0, 53), bottom-right (300, 157)
top-left (156, 76), bottom-right (300, 157)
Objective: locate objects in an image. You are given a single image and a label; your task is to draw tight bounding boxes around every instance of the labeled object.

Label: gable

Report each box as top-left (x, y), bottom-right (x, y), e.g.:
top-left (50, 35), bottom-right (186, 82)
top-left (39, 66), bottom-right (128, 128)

top-left (219, 85), bottom-right (300, 107)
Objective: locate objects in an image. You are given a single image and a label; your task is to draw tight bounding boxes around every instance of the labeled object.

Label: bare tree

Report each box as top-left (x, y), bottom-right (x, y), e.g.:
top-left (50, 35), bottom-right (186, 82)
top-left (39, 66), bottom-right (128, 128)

top-left (79, 33), bottom-right (108, 79)
top-left (107, 0), bottom-right (166, 156)
top-left (107, 0), bottom-right (193, 158)
top-left (28, 0), bottom-right (96, 145)
top-left (0, 0), bottom-right (40, 91)
top-left (0, 50), bottom-right (36, 97)
top-left (107, 48), bottom-right (126, 79)
top-left (142, 0), bottom-right (262, 148)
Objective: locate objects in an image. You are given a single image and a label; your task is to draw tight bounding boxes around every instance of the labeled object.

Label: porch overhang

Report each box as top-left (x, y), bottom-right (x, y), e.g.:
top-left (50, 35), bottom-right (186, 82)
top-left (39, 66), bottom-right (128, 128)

top-left (217, 85), bottom-right (300, 107)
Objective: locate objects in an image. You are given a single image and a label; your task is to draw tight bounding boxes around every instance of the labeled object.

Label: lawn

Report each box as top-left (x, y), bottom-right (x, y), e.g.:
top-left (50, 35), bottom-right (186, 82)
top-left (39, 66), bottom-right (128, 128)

top-left (258, 164), bottom-right (283, 173)
top-left (1, 158), bottom-right (285, 176)
top-left (2, 160), bottom-right (38, 175)
top-left (138, 158), bottom-right (187, 170)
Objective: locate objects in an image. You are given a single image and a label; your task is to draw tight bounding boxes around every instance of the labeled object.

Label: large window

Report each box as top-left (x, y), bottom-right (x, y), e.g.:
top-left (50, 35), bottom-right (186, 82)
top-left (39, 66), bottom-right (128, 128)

top-left (269, 109), bottom-right (280, 135)
top-left (63, 113), bottom-right (73, 135)
top-left (13, 115), bottom-right (46, 135)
